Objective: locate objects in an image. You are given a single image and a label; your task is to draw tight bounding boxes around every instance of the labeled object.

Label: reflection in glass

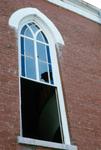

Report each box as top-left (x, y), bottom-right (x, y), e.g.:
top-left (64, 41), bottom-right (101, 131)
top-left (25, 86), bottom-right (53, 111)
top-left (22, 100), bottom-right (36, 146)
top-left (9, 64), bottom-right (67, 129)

top-left (26, 57), bottom-right (36, 79)
top-left (37, 42), bottom-right (46, 61)
top-left (46, 46), bottom-right (51, 63)
top-left (49, 64), bottom-right (54, 84)
top-left (25, 28), bottom-right (33, 38)
top-left (39, 61), bottom-right (49, 83)
top-left (21, 55), bottom-right (25, 76)
top-left (21, 25), bottom-right (33, 38)
top-left (41, 31), bottom-right (48, 43)
top-left (28, 23), bottom-right (39, 33)
top-left (21, 25), bottom-right (27, 35)
top-left (21, 37), bottom-right (24, 55)
top-left (25, 38), bottom-right (34, 57)
top-left (37, 31), bottom-right (48, 43)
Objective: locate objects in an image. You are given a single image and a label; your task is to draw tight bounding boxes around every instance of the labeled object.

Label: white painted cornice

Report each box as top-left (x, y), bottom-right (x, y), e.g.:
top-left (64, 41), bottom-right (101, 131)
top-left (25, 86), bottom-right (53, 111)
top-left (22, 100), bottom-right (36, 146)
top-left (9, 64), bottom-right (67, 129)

top-left (47, 0), bottom-right (101, 24)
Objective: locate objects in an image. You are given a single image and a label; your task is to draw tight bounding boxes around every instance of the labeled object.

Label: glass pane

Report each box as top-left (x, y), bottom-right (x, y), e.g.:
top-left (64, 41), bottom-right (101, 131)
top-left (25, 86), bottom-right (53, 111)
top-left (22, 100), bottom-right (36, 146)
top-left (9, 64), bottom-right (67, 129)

top-left (37, 31), bottom-right (48, 43)
top-left (25, 28), bottom-right (33, 38)
top-left (41, 31), bottom-right (48, 43)
top-left (21, 25), bottom-right (33, 37)
top-left (46, 46), bottom-right (51, 63)
top-left (25, 38), bottom-right (34, 57)
top-left (21, 37), bottom-right (24, 55)
top-left (26, 57), bottom-right (36, 79)
top-left (21, 55), bottom-right (25, 76)
top-left (49, 64), bottom-right (54, 84)
top-left (37, 42), bottom-right (47, 61)
top-left (39, 61), bottom-right (49, 83)
top-left (21, 25), bottom-right (27, 35)
top-left (28, 23), bottom-right (39, 33)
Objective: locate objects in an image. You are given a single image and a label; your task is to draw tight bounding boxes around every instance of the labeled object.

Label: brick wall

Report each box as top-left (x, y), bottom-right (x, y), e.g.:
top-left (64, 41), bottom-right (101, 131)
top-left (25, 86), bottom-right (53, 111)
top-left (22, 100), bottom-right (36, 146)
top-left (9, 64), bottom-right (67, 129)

top-left (0, 0), bottom-right (101, 150)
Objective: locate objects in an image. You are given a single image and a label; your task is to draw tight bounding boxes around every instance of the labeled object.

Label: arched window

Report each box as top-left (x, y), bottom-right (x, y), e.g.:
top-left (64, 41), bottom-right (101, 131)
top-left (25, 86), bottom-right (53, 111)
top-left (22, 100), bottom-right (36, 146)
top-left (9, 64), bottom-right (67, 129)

top-left (9, 8), bottom-right (75, 150)
top-left (20, 22), bottom-right (53, 84)
top-left (20, 22), bottom-right (63, 143)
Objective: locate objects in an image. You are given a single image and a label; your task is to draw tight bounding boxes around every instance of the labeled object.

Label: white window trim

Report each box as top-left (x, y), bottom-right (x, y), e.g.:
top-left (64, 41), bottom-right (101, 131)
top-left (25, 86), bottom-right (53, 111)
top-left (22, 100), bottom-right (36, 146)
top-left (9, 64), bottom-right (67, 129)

top-left (17, 136), bottom-right (78, 150)
top-left (9, 7), bottom-right (64, 46)
top-left (47, 0), bottom-right (101, 24)
top-left (9, 7), bottom-right (78, 150)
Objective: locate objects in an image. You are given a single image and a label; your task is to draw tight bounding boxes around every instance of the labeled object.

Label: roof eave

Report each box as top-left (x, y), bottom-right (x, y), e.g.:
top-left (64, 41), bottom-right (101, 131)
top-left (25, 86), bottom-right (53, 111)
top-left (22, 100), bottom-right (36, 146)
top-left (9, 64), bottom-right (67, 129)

top-left (47, 0), bottom-right (101, 24)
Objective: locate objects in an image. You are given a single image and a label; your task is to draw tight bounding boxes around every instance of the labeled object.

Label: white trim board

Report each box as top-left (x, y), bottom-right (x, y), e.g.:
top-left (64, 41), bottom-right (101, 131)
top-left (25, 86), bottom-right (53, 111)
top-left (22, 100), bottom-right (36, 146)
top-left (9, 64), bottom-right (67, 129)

top-left (47, 0), bottom-right (101, 24)
top-left (17, 136), bottom-right (78, 150)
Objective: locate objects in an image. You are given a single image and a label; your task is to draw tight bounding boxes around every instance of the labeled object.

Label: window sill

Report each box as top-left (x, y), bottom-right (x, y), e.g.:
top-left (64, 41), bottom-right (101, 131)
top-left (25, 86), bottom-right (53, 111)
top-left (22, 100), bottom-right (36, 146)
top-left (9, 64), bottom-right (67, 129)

top-left (17, 136), bottom-right (77, 150)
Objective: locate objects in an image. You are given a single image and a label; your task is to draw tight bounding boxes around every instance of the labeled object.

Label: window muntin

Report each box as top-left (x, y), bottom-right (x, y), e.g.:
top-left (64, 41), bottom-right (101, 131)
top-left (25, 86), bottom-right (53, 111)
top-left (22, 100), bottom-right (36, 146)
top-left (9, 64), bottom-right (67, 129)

top-left (20, 22), bottom-right (54, 84)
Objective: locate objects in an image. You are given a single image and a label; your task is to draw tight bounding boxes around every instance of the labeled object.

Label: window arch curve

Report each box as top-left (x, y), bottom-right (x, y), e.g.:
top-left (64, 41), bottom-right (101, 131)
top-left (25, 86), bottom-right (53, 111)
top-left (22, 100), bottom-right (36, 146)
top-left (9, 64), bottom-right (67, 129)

top-left (20, 22), bottom-right (54, 84)
top-left (9, 7), bottom-right (64, 46)
top-left (9, 8), bottom-right (72, 148)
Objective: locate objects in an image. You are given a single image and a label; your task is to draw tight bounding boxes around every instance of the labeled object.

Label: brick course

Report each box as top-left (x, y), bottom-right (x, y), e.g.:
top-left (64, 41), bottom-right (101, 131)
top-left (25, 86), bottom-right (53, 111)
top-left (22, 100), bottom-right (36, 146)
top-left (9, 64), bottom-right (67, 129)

top-left (0, 0), bottom-right (101, 150)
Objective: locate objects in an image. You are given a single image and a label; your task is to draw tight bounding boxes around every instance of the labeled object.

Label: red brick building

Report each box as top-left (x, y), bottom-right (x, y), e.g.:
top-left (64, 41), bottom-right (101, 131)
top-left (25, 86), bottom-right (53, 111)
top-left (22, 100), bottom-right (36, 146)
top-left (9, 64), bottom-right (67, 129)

top-left (0, 0), bottom-right (101, 150)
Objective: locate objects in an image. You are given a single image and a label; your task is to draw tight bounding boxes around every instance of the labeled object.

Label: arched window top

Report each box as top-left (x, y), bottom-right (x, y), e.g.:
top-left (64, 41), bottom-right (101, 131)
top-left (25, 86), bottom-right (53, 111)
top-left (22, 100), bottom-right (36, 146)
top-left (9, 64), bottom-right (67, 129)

top-left (21, 23), bottom-right (49, 44)
top-left (9, 7), bottom-right (64, 47)
top-left (20, 22), bottom-right (53, 85)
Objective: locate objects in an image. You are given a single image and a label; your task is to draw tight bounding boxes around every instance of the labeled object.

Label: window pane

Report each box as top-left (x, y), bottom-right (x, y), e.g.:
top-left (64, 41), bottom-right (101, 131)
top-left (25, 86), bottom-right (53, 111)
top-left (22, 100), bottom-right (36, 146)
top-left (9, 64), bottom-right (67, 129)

top-left (25, 28), bottom-right (33, 38)
top-left (49, 64), bottom-right (54, 84)
top-left (41, 31), bottom-right (48, 43)
top-left (37, 42), bottom-right (47, 61)
top-left (46, 46), bottom-right (51, 63)
top-left (21, 37), bottom-right (24, 55)
top-left (26, 57), bottom-right (36, 79)
top-left (28, 23), bottom-right (39, 33)
top-left (21, 25), bottom-right (27, 35)
top-left (21, 55), bottom-right (25, 76)
top-left (37, 31), bottom-right (48, 43)
top-left (25, 38), bottom-right (34, 58)
top-left (39, 61), bottom-right (49, 83)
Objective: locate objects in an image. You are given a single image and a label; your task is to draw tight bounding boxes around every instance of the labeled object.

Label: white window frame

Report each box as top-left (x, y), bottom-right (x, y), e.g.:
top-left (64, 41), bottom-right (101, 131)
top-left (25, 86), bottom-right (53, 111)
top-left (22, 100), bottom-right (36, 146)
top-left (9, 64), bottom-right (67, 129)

top-left (9, 7), bottom-right (78, 150)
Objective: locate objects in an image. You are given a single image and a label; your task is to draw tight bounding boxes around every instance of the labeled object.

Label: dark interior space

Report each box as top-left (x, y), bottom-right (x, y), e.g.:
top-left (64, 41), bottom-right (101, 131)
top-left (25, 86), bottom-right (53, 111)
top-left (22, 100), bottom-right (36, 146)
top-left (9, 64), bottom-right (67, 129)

top-left (21, 77), bottom-right (62, 143)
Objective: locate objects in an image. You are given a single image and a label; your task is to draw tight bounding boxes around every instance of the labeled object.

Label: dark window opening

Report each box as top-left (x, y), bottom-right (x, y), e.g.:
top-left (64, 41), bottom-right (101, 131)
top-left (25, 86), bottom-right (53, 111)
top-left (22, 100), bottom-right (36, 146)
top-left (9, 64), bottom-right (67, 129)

top-left (21, 77), bottom-right (63, 143)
